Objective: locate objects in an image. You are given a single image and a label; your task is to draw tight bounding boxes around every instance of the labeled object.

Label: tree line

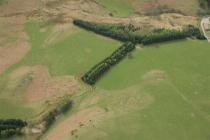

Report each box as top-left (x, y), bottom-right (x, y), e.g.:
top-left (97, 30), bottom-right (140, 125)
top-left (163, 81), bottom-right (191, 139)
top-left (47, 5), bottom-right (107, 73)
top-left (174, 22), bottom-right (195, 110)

top-left (43, 100), bottom-right (73, 131)
top-left (73, 19), bottom-right (142, 42)
top-left (73, 19), bottom-right (205, 45)
top-left (82, 42), bottom-right (135, 85)
top-left (0, 119), bottom-right (27, 138)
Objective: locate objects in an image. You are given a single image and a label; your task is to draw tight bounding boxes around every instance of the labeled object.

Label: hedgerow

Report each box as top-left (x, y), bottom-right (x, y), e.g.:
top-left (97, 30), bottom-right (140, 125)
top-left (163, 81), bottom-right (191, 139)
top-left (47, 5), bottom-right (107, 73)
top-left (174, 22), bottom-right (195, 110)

top-left (0, 119), bottom-right (27, 138)
top-left (73, 19), bottom-right (144, 43)
top-left (73, 19), bottom-right (205, 45)
top-left (82, 42), bottom-right (135, 85)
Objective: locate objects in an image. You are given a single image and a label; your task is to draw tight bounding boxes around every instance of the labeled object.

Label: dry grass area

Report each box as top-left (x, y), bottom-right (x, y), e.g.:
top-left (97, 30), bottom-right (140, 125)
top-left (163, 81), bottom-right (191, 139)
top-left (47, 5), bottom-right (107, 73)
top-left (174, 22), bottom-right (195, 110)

top-left (9, 65), bottom-right (79, 103)
top-left (0, 16), bottom-right (30, 74)
top-left (0, 0), bottom-right (39, 17)
top-left (39, 0), bottom-right (199, 30)
top-left (0, 0), bottom-right (38, 74)
top-left (130, 0), bottom-right (199, 16)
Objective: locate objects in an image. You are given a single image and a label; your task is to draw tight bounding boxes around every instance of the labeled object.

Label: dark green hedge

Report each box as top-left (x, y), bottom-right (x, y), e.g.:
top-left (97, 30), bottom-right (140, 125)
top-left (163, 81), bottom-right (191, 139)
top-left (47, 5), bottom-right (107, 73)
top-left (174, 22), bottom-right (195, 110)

top-left (82, 42), bottom-right (135, 85)
top-left (73, 19), bottom-right (144, 43)
top-left (141, 30), bottom-right (186, 45)
top-left (73, 19), bottom-right (205, 45)
top-left (0, 119), bottom-right (27, 138)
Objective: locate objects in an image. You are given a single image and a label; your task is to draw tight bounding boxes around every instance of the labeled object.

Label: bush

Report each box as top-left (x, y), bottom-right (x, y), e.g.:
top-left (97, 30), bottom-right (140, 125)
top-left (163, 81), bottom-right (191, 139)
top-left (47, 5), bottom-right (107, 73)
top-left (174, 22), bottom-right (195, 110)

top-left (82, 42), bottom-right (135, 85)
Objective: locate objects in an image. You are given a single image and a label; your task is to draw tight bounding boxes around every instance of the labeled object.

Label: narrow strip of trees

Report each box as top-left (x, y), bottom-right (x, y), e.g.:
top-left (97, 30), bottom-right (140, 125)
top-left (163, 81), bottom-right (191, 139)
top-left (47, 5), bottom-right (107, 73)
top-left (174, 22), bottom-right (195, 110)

top-left (0, 119), bottom-right (27, 138)
top-left (43, 100), bottom-right (73, 130)
top-left (73, 19), bottom-right (143, 42)
top-left (82, 42), bottom-right (135, 85)
top-left (73, 19), bottom-right (205, 45)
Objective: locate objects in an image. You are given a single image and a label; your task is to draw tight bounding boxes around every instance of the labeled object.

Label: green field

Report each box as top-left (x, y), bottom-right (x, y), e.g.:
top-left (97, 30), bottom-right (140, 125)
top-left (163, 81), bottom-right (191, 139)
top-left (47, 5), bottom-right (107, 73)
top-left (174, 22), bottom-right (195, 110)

top-left (96, 0), bottom-right (133, 17)
top-left (0, 20), bottom-right (121, 119)
top-left (1, 20), bottom-right (210, 140)
top-left (21, 21), bottom-right (121, 76)
top-left (59, 39), bottom-right (210, 140)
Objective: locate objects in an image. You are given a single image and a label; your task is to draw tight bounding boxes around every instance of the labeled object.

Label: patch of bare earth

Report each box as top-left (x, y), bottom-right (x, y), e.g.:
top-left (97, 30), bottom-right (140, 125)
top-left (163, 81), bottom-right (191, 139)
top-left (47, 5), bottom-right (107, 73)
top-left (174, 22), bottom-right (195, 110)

top-left (0, 30), bottom-right (30, 74)
top-left (0, 0), bottom-right (40, 74)
top-left (45, 107), bottom-right (106, 140)
top-left (9, 66), bottom-right (79, 103)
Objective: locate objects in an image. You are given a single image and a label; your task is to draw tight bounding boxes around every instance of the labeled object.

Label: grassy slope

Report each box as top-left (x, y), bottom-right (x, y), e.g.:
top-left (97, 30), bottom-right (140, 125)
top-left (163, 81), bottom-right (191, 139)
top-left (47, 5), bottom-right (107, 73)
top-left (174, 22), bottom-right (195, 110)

top-left (68, 39), bottom-right (210, 140)
top-left (21, 21), bottom-right (121, 76)
top-left (0, 21), bottom-right (120, 119)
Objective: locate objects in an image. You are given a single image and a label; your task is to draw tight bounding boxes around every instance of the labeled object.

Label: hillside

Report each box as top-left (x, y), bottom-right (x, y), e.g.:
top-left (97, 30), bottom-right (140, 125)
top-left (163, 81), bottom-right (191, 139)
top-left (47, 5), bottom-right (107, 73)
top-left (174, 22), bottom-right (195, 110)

top-left (0, 0), bottom-right (210, 140)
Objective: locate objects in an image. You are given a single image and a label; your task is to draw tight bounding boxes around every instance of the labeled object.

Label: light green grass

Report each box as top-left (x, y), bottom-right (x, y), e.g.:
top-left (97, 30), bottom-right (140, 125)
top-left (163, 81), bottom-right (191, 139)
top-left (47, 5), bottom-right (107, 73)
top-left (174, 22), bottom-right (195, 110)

top-left (96, 0), bottom-right (133, 17)
top-left (98, 40), bottom-right (210, 90)
top-left (0, 99), bottom-right (34, 119)
top-left (66, 39), bottom-right (210, 140)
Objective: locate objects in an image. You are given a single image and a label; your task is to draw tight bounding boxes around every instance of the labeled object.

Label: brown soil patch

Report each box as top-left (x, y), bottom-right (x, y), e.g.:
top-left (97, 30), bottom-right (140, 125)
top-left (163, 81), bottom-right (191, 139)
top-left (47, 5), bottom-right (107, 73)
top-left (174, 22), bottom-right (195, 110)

top-left (0, 0), bottom-right (41, 74)
top-left (0, 32), bottom-right (30, 74)
top-left (0, 12), bottom-right (31, 74)
top-left (25, 66), bottom-right (78, 103)
top-left (45, 107), bottom-right (106, 140)
top-left (9, 66), bottom-right (79, 103)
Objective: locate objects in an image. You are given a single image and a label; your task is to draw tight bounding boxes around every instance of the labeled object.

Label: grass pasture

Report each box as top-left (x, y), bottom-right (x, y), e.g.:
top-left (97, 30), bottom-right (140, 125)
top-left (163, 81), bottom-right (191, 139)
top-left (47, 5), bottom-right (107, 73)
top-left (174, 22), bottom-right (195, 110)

top-left (21, 21), bottom-right (121, 76)
top-left (58, 39), bottom-right (210, 140)
top-left (0, 20), bottom-right (121, 119)
top-left (0, 18), bottom-right (210, 140)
